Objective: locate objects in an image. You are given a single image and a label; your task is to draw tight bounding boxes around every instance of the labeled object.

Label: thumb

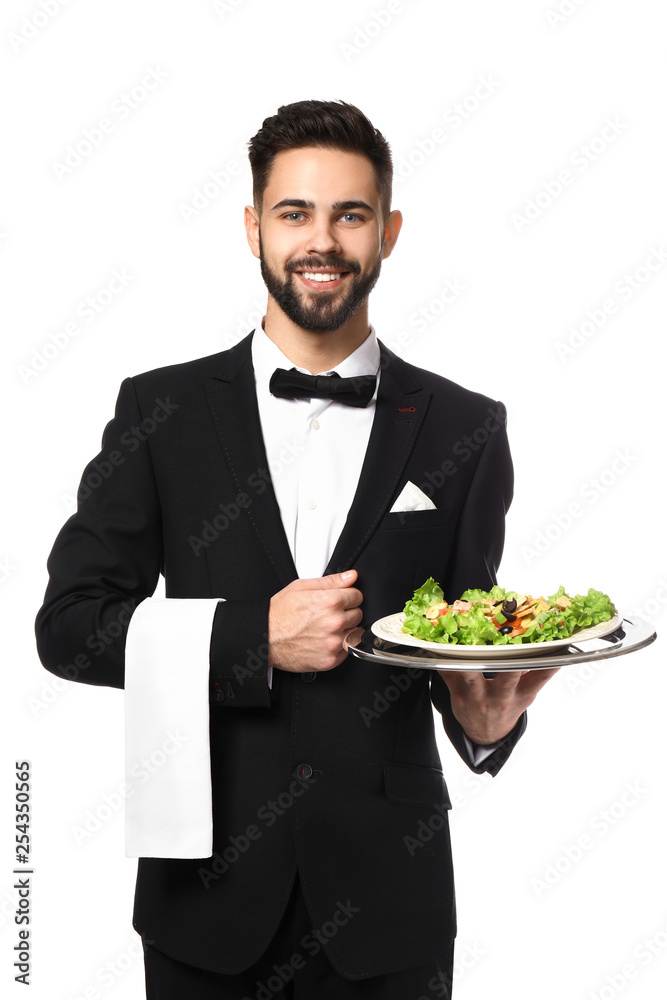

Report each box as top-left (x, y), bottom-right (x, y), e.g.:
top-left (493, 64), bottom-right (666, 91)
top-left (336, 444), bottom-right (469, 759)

top-left (324, 569), bottom-right (358, 588)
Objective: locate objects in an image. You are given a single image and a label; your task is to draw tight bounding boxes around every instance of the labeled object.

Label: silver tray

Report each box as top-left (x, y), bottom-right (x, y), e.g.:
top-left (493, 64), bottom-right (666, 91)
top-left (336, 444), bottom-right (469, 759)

top-left (347, 616), bottom-right (657, 673)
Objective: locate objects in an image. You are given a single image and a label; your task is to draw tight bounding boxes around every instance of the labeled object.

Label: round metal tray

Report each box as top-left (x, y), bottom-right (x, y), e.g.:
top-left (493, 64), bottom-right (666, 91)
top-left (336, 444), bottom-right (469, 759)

top-left (347, 616), bottom-right (657, 673)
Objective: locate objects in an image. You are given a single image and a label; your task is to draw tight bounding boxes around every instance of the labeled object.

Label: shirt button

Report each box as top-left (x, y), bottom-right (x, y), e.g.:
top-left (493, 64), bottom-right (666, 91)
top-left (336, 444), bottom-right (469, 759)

top-left (301, 671), bottom-right (317, 683)
top-left (295, 763), bottom-right (313, 781)
top-left (311, 419), bottom-right (320, 430)
top-left (306, 499), bottom-right (316, 510)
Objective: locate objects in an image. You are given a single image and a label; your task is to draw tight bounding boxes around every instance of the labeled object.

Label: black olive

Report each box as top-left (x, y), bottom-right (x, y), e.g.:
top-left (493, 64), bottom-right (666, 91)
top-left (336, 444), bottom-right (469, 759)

top-left (493, 600), bottom-right (502, 606)
top-left (502, 598), bottom-right (517, 613)
top-left (502, 611), bottom-right (517, 622)
top-left (500, 625), bottom-right (513, 635)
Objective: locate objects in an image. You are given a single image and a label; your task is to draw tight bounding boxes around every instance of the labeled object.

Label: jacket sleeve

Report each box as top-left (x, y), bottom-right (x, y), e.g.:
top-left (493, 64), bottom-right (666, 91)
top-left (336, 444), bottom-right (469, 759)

top-left (429, 400), bottom-right (526, 774)
top-left (209, 599), bottom-right (272, 708)
top-left (34, 376), bottom-right (272, 708)
top-left (430, 674), bottom-right (527, 776)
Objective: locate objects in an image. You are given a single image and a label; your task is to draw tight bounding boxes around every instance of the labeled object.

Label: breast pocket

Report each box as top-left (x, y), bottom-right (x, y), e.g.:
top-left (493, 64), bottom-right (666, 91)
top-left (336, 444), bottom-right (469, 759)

top-left (379, 507), bottom-right (454, 530)
top-left (378, 507), bottom-right (457, 588)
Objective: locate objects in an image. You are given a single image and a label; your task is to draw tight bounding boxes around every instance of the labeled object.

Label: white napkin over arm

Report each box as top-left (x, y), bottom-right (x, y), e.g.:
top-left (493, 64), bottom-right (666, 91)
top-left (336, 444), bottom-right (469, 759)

top-left (124, 597), bottom-right (221, 859)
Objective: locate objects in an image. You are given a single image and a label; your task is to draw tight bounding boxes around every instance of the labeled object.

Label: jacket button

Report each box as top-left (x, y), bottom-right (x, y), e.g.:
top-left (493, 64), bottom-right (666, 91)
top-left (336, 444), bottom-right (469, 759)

top-left (295, 764), bottom-right (313, 781)
top-left (301, 671), bottom-right (317, 683)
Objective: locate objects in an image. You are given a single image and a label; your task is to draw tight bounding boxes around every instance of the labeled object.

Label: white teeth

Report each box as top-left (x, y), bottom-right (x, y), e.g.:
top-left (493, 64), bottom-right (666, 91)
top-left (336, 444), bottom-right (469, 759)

top-left (301, 272), bottom-right (342, 282)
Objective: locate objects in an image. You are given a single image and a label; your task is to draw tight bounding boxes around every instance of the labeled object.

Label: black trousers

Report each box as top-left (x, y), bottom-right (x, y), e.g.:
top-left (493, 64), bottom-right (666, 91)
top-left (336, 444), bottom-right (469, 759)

top-left (142, 873), bottom-right (454, 999)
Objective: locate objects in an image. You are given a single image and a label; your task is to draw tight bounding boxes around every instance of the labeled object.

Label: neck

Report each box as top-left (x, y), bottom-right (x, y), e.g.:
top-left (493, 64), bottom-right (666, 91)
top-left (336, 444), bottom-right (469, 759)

top-left (262, 298), bottom-right (371, 373)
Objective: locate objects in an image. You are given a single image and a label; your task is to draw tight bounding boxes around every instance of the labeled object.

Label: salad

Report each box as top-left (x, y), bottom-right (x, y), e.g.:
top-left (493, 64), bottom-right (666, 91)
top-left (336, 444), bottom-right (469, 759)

top-left (402, 579), bottom-right (617, 646)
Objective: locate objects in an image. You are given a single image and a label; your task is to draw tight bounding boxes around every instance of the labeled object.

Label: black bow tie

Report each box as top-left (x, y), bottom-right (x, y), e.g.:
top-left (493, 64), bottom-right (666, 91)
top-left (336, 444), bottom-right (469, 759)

top-left (269, 368), bottom-right (377, 408)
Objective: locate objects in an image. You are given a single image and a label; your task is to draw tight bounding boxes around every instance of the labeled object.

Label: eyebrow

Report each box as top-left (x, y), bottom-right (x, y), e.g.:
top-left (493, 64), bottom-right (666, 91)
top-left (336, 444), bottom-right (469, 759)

top-left (270, 198), bottom-right (376, 215)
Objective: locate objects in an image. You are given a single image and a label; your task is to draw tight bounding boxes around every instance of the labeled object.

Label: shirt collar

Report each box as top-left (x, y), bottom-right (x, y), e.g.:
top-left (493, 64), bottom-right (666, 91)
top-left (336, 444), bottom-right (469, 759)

top-left (251, 319), bottom-right (381, 394)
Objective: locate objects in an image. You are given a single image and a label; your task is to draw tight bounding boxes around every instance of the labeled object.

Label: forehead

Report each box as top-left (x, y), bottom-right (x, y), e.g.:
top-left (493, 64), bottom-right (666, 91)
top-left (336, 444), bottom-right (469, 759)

top-left (262, 146), bottom-right (380, 210)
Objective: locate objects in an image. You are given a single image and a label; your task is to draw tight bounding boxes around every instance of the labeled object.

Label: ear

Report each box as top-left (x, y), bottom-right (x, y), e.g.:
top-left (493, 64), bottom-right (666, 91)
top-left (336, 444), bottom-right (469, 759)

top-left (244, 205), bottom-right (261, 259)
top-left (381, 209), bottom-right (403, 259)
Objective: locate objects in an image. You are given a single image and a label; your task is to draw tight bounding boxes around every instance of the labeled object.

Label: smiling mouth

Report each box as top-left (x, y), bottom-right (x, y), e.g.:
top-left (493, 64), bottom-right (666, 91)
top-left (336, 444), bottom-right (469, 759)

top-left (295, 270), bottom-right (350, 290)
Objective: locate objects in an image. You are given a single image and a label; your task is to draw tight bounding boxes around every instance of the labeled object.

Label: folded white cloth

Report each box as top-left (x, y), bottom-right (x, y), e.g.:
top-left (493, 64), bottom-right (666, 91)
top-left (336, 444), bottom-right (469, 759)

top-left (390, 481), bottom-right (437, 512)
top-left (124, 597), bottom-right (220, 858)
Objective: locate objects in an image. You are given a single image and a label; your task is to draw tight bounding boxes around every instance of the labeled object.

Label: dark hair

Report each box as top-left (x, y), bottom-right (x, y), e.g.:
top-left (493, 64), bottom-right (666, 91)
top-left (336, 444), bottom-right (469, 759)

top-left (248, 99), bottom-right (393, 219)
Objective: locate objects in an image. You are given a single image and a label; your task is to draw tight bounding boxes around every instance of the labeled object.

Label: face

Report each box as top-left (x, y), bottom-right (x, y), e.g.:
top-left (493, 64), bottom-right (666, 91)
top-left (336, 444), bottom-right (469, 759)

top-left (245, 147), bottom-right (401, 333)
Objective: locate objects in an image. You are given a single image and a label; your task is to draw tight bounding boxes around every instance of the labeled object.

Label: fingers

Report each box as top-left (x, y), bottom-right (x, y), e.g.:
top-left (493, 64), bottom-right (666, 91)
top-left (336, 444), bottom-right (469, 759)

top-left (343, 626), bottom-right (365, 651)
top-left (474, 670), bottom-right (524, 693)
top-left (515, 666), bottom-right (561, 700)
top-left (286, 569), bottom-right (359, 592)
top-left (338, 587), bottom-right (363, 610)
top-left (479, 667), bottom-right (560, 695)
top-left (438, 663), bottom-right (561, 744)
top-left (439, 666), bottom-right (560, 704)
top-left (283, 572), bottom-right (363, 611)
top-left (438, 669), bottom-right (496, 693)
top-left (342, 606), bottom-right (364, 629)
top-left (267, 570), bottom-right (364, 672)
top-left (443, 666), bottom-right (561, 710)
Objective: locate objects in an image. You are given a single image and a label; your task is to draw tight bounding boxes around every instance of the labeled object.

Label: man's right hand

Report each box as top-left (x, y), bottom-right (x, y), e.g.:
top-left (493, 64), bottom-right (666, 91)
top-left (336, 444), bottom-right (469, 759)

top-left (268, 569), bottom-right (363, 673)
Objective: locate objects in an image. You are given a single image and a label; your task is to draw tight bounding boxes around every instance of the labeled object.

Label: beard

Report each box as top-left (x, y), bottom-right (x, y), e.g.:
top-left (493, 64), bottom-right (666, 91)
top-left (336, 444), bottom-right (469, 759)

top-left (259, 234), bottom-right (383, 333)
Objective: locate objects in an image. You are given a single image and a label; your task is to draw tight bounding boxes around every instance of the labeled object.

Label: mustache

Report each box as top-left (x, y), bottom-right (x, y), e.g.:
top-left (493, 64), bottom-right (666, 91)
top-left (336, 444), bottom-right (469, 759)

top-left (286, 256), bottom-right (361, 275)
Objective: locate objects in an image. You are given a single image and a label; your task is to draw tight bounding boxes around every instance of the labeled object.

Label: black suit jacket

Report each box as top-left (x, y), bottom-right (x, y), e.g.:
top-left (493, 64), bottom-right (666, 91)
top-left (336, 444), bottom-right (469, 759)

top-left (35, 332), bottom-right (525, 979)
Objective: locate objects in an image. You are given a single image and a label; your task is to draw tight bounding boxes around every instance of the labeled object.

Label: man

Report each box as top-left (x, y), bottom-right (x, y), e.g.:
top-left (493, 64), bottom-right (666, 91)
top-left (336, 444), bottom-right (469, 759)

top-left (35, 100), bottom-right (557, 998)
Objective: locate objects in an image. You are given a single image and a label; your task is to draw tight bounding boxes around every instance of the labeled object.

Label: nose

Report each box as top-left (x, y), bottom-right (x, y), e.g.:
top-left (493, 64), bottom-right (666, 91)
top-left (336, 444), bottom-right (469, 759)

top-left (304, 215), bottom-right (341, 258)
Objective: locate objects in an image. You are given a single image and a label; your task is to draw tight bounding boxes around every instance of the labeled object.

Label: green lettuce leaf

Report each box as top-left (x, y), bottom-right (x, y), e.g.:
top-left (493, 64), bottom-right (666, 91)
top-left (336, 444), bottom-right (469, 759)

top-left (400, 579), bottom-right (617, 647)
top-left (569, 588), bottom-right (617, 628)
top-left (403, 577), bottom-right (443, 616)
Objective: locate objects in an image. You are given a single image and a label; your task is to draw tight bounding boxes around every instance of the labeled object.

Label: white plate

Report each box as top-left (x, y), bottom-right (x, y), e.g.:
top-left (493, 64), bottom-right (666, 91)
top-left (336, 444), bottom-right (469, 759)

top-left (371, 612), bottom-right (623, 659)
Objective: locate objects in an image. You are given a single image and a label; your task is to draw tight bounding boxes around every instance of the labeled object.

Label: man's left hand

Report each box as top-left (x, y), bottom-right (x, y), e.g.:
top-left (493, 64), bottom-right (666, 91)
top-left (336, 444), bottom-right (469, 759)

top-left (437, 667), bottom-right (560, 745)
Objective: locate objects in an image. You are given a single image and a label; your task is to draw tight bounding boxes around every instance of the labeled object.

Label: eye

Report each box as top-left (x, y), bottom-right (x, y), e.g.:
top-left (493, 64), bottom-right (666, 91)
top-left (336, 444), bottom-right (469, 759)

top-left (340, 213), bottom-right (363, 223)
top-left (284, 212), bottom-right (306, 222)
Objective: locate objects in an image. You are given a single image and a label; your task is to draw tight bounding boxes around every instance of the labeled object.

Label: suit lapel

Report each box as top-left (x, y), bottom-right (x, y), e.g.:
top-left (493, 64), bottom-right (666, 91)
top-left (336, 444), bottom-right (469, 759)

top-left (204, 333), bottom-right (298, 589)
top-left (205, 334), bottom-right (431, 582)
top-left (325, 343), bottom-right (431, 574)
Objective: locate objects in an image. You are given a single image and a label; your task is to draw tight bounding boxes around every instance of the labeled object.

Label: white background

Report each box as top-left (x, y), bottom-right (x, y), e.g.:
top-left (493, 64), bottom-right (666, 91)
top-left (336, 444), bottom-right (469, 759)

top-left (2, 1), bottom-right (666, 998)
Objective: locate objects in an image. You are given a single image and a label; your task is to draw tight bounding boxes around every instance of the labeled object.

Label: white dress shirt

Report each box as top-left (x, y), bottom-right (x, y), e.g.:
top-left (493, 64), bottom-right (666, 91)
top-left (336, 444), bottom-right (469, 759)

top-left (251, 323), bottom-right (380, 579)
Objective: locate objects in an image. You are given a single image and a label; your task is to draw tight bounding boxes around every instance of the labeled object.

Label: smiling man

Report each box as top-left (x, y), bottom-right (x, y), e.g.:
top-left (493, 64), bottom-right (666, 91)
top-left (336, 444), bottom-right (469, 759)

top-left (35, 100), bottom-right (557, 999)
top-left (253, 146), bottom-right (391, 343)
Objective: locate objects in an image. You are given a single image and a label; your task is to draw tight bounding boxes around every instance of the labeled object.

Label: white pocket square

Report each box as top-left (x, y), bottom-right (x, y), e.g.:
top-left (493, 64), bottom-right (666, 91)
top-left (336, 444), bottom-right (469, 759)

top-left (390, 481), bottom-right (437, 512)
